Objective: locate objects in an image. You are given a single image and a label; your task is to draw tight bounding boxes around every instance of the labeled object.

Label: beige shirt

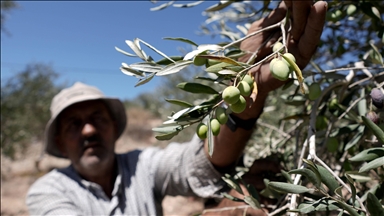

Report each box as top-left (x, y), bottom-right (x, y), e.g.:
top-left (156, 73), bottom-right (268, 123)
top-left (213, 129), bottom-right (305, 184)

top-left (26, 136), bottom-right (225, 215)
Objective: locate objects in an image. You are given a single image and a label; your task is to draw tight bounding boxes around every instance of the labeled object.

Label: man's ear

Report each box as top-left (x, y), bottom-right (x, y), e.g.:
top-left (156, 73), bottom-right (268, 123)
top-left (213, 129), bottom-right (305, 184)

top-left (55, 136), bottom-right (67, 157)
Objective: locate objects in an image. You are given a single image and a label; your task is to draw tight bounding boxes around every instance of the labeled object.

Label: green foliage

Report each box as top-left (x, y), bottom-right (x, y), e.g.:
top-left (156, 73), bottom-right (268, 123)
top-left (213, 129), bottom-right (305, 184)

top-left (117, 0), bottom-right (384, 214)
top-left (1, 63), bottom-right (63, 159)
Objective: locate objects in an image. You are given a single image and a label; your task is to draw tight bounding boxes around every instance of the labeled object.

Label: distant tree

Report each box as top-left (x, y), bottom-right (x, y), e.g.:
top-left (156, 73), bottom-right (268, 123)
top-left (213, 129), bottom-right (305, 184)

top-left (1, 0), bottom-right (18, 33)
top-left (1, 63), bottom-right (64, 159)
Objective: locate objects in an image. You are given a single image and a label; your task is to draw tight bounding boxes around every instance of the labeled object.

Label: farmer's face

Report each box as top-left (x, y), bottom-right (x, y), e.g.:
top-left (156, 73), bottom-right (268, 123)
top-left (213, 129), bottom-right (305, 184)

top-left (55, 100), bottom-right (117, 176)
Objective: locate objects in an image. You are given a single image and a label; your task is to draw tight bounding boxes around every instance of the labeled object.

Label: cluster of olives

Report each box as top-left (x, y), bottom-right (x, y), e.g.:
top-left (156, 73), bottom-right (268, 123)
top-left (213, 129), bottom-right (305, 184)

top-left (269, 42), bottom-right (296, 81)
top-left (222, 74), bottom-right (254, 113)
top-left (196, 74), bottom-right (254, 139)
top-left (196, 107), bottom-right (229, 139)
top-left (366, 88), bottom-right (384, 125)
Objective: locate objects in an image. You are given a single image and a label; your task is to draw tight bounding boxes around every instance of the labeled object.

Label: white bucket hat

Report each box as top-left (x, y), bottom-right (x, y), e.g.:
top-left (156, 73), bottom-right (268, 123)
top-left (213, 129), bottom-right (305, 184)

top-left (45, 82), bottom-right (127, 158)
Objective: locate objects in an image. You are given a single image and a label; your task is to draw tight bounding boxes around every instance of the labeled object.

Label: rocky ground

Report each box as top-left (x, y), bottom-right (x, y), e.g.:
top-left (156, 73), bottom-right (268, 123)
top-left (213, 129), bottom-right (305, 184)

top-left (1, 108), bottom-right (205, 216)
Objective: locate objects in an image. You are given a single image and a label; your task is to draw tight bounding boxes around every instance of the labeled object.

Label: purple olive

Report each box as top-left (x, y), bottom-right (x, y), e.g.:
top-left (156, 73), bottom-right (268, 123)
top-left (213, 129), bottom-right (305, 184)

top-left (366, 111), bottom-right (379, 124)
top-left (370, 88), bottom-right (384, 109)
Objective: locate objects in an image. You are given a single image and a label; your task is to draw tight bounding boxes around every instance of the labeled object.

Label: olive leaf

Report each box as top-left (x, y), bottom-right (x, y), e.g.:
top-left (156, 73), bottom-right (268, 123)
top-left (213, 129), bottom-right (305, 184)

top-left (137, 38), bottom-right (175, 64)
top-left (366, 192), bottom-right (384, 215)
top-left (268, 182), bottom-right (312, 194)
top-left (344, 171), bottom-right (372, 182)
top-left (177, 82), bottom-right (219, 94)
top-left (129, 62), bottom-right (163, 73)
top-left (357, 88), bottom-right (367, 116)
top-left (125, 39), bottom-right (150, 61)
top-left (163, 37), bottom-right (198, 47)
top-left (362, 116), bottom-right (384, 143)
top-left (317, 165), bottom-right (339, 194)
top-left (345, 173), bottom-right (357, 204)
top-left (289, 168), bottom-right (321, 188)
top-left (207, 115), bottom-right (214, 157)
top-left (222, 174), bottom-right (243, 194)
top-left (173, 1), bottom-right (204, 8)
top-left (198, 55), bottom-right (244, 66)
top-left (115, 46), bottom-right (136, 57)
top-left (156, 56), bottom-right (184, 65)
top-left (295, 198), bottom-right (339, 214)
top-left (359, 156), bottom-right (384, 173)
top-left (150, 0), bottom-right (175, 11)
top-left (135, 72), bottom-right (156, 87)
top-left (164, 99), bottom-right (193, 108)
top-left (154, 130), bottom-right (179, 141)
top-left (156, 60), bottom-right (193, 76)
top-left (246, 184), bottom-right (259, 201)
top-left (244, 195), bottom-right (261, 209)
top-left (206, 62), bottom-right (245, 73)
top-left (334, 200), bottom-right (360, 216)
top-left (221, 192), bottom-right (243, 202)
top-left (152, 124), bottom-right (182, 134)
top-left (120, 63), bottom-right (145, 77)
top-left (345, 125), bottom-right (364, 150)
top-left (349, 147), bottom-right (384, 162)
top-left (282, 54), bottom-right (305, 94)
top-left (205, 0), bottom-right (233, 12)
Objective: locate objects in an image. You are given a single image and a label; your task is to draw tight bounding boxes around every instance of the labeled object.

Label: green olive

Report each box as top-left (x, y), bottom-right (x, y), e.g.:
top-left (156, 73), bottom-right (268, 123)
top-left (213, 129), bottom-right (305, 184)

top-left (229, 95), bottom-right (247, 113)
top-left (271, 60), bottom-right (290, 81)
top-left (242, 74), bottom-right (254, 88)
top-left (328, 98), bottom-right (338, 111)
top-left (326, 137), bottom-right (339, 153)
top-left (269, 58), bottom-right (278, 71)
top-left (316, 115), bottom-right (328, 130)
top-left (308, 83), bottom-right (321, 100)
top-left (215, 107), bottom-right (228, 125)
top-left (222, 86), bottom-right (241, 104)
top-left (238, 81), bottom-right (251, 97)
top-left (210, 119), bottom-right (221, 136)
top-left (272, 42), bottom-right (284, 53)
top-left (196, 123), bottom-right (208, 139)
top-left (347, 4), bottom-right (356, 16)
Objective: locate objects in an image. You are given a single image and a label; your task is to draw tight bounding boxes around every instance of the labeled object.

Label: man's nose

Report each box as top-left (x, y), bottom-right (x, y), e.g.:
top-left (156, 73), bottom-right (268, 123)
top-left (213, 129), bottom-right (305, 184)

top-left (82, 123), bottom-right (97, 136)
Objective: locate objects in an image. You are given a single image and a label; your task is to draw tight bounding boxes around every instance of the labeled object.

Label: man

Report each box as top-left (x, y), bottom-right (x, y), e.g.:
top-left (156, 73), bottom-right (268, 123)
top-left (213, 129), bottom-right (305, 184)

top-left (27, 1), bottom-right (327, 215)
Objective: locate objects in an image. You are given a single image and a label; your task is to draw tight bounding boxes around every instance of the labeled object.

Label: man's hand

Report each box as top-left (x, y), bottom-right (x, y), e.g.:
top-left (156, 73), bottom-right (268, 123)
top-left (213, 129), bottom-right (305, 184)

top-left (207, 1), bottom-right (327, 169)
top-left (238, 0), bottom-right (327, 119)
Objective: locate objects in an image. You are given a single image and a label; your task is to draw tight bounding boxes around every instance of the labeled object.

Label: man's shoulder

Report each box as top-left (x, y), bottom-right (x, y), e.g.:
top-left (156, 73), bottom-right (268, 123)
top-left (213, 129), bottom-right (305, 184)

top-left (28, 166), bottom-right (77, 193)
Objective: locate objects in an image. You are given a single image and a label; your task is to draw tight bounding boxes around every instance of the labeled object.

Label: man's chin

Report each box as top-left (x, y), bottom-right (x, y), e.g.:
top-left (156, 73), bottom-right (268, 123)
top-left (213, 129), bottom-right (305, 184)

top-left (78, 154), bottom-right (109, 171)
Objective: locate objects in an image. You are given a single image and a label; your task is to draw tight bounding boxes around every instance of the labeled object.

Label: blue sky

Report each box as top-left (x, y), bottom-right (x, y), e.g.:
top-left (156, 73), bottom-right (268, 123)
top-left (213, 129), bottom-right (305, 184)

top-left (1, 1), bottom-right (223, 100)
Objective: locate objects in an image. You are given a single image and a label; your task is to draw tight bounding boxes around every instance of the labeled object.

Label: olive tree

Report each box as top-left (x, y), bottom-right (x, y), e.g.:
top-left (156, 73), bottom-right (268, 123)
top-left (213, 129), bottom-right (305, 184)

top-left (1, 63), bottom-right (63, 159)
top-left (116, 1), bottom-right (383, 215)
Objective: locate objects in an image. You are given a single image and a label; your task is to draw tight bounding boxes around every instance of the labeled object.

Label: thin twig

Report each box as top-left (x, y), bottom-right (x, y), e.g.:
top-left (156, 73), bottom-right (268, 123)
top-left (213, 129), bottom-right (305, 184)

top-left (257, 121), bottom-right (291, 138)
top-left (348, 71), bottom-right (384, 88)
top-left (337, 96), bottom-right (365, 120)
top-left (324, 66), bottom-right (383, 73)
top-left (202, 205), bottom-right (250, 213)
top-left (268, 203), bottom-right (290, 216)
top-left (221, 20), bottom-right (283, 51)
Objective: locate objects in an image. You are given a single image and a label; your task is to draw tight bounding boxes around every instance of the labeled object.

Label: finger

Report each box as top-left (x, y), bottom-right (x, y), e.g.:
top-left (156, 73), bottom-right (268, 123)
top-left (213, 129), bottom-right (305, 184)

top-left (290, 1), bottom-right (312, 41)
top-left (297, 1), bottom-right (327, 66)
